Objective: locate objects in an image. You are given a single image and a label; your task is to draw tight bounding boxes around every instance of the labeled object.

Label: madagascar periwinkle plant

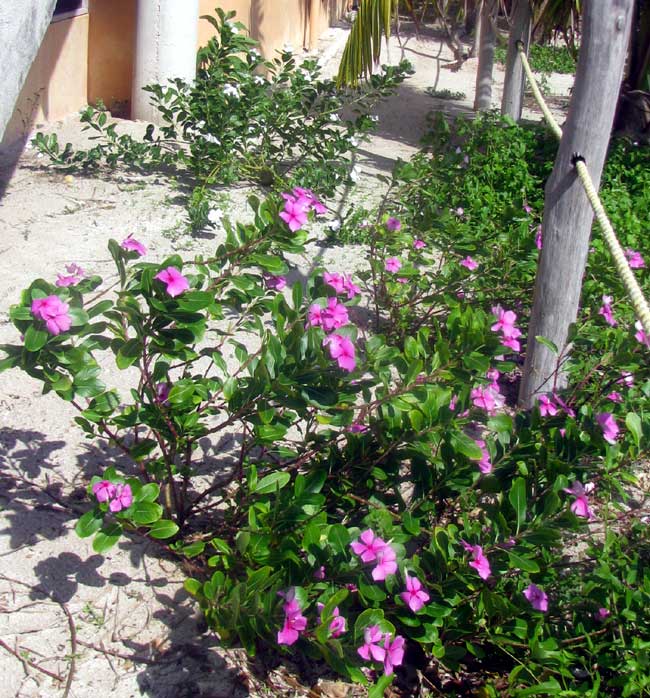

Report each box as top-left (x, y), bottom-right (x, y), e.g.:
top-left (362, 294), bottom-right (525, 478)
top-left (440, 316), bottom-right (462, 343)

top-left (6, 113), bottom-right (650, 695)
top-left (31, 7), bottom-right (412, 233)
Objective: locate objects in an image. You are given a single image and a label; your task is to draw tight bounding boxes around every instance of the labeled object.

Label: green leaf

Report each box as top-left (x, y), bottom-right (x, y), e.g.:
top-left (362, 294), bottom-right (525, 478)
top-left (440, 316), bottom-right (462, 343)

top-left (534, 335), bottom-right (558, 354)
top-left (451, 431), bottom-right (483, 460)
top-left (135, 482), bottom-right (160, 503)
top-left (148, 519), bottom-right (179, 539)
top-left (509, 477), bottom-right (527, 532)
top-left (75, 509), bottom-right (103, 538)
top-left (327, 524), bottom-right (350, 554)
top-left (130, 501), bottom-right (163, 525)
top-left (625, 412), bottom-right (642, 447)
top-left (507, 550), bottom-right (540, 573)
top-left (368, 674), bottom-right (394, 698)
top-left (253, 471), bottom-right (291, 494)
top-left (92, 523), bottom-right (122, 553)
top-left (24, 325), bottom-right (48, 352)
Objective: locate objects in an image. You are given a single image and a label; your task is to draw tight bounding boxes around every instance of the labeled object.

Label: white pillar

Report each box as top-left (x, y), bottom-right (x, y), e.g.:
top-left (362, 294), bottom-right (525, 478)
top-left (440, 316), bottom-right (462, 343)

top-left (132, 0), bottom-right (199, 122)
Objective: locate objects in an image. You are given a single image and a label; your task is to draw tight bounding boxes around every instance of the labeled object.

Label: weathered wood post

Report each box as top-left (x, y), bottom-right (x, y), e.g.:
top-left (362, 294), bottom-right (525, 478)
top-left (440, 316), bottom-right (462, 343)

top-left (474, 0), bottom-right (498, 110)
top-left (501, 0), bottom-right (532, 121)
top-left (518, 0), bottom-right (634, 408)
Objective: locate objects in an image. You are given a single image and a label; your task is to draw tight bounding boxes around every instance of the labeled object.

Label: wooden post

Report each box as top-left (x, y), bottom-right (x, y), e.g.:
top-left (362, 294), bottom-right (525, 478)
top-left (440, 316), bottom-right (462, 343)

top-left (518, 0), bottom-right (634, 408)
top-left (474, 0), bottom-right (497, 111)
top-left (501, 0), bottom-right (532, 121)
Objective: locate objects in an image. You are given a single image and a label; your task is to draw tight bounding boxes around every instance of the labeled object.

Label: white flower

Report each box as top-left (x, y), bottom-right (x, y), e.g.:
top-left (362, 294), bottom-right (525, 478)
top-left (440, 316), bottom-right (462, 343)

top-left (349, 136), bottom-right (359, 147)
top-left (300, 69), bottom-right (312, 82)
top-left (195, 120), bottom-right (206, 130)
top-left (350, 165), bottom-right (362, 182)
top-left (250, 48), bottom-right (261, 57)
top-left (283, 43), bottom-right (294, 54)
top-left (455, 146), bottom-right (462, 154)
top-left (203, 133), bottom-right (220, 145)
top-left (369, 115), bottom-right (378, 122)
top-left (330, 114), bottom-right (340, 122)
top-left (328, 220), bottom-right (341, 232)
top-left (226, 21), bottom-right (239, 34)
top-left (253, 75), bottom-right (266, 85)
top-left (223, 83), bottom-right (239, 98)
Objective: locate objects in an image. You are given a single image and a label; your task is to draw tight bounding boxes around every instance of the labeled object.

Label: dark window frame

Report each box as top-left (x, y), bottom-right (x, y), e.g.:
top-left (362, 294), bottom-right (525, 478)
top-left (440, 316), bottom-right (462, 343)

top-left (52, 0), bottom-right (88, 23)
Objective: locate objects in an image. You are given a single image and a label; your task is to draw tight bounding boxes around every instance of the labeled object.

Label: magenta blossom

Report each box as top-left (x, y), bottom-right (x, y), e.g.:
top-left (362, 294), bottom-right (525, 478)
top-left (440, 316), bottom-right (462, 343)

top-left (400, 575), bottom-right (430, 612)
top-left (625, 248), bottom-right (645, 269)
top-left (350, 529), bottom-right (387, 563)
top-left (323, 334), bottom-right (356, 372)
top-left (56, 263), bottom-right (85, 287)
top-left (596, 412), bottom-right (620, 444)
top-left (92, 480), bottom-right (116, 503)
top-left (523, 583), bottom-right (548, 612)
top-left (323, 271), bottom-right (346, 295)
top-left (413, 238), bottom-right (426, 250)
top-left (155, 267), bottom-right (190, 297)
top-left (461, 541), bottom-right (491, 580)
top-left (470, 384), bottom-right (505, 415)
top-left (109, 483), bottom-right (133, 512)
top-left (535, 225), bottom-right (543, 250)
top-left (385, 257), bottom-right (402, 273)
top-left (279, 194), bottom-right (310, 232)
top-left (595, 607), bottom-right (611, 621)
top-left (121, 234), bottom-right (147, 256)
top-left (292, 187), bottom-right (327, 215)
top-left (264, 274), bottom-right (287, 291)
top-left (382, 634), bottom-right (405, 676)
top-left (598, 295), bottom-right (617, 327)
top-left (538, 394), bottom-right (558, 417)
top-left (31, 295), bottom-right (72, 336)
top-left (634, 320), bottom-right (650, 348)
top-left (564, 481), bottom-right (595, 520)
top-left (321, 297), bottom-right (350, 332)
top-left (348, 423), bottom-right (368, 433)
top-left (317, 603), bottom-right (346, 637)
top-left (473, 439), bottom-right (492, 474)
top-left (618, 371), bottom-right (634, 387)
top-left (491, 305), bottom-right (522, 340)
top-left (385, 217), bottom-right (402, 231)
top-left (552, 392), bottom-right (576, 418)
top-left (277, 589), bottom-right (308, 646)
top-left (313, 565), bottom-right (326, 580)
top-left (460, 256), bottom-right (478, 271)
top-left (357, 625), bottom-right (386, 662)
top-left (606, 391), bottom-right (623, 403)
top-left (372, 543), bottom-right (397, 581)
top-left (155, 382), bottom-right (171, 404)
top-left (342, 274), bottom-right (361, 299)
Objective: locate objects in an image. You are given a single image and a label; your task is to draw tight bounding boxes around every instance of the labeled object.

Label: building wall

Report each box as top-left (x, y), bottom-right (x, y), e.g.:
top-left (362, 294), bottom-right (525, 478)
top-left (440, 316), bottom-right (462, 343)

top-left (2, 13), bottom-right (89, 147)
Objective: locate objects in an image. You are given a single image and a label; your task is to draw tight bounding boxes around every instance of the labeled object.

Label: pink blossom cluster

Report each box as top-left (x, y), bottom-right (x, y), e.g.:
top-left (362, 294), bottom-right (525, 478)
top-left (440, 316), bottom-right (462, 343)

top-left (31, 295), bottom-right (72, 336)
top-left (323, 272), bottom-right (360, 299)
top-left (563, 480), bottom-right (595, 520)
top-left (596, 412), bottom-right (620, 444)
top-left (491, 304), bottom-right (522, 352)
top-left (155, 266), bottom-right (190, 298)
top-left (625, 248), bottom-right (645, 269)
top-left (56, 263), bottom-right (86, 287)
top-left (350, 529), bottom-right (397, 581)
top-left (460, 255), bottom-right (478, 271)
top-left (358, 625), bottom-right (405, 676)
top-left (523, 583), bottom-right (548, 611)
top-left (308, 297), bottom-right (349, 333)
top-left (461, 540), bottom-right (491, 579)
top-left (264, 274), bottom-right (287, 291)
top-left (598, 295), bottom-right (617, 327)
top-left (121, 234), bottom-right (147, 257)
top-left (471, 369), bottom-right (505, 415)
top-left (473, 439), bottom-right (492, 474)
top-left (92, 480), bottom-right (133, 513)
top-left (634, 320), bottom-right (650, 348)
top-left (316, 602), bottom-right (346, 637)
top-left (385, 217), bottom-right (401, 231)
top-left (277, 588), bottom-right (308, 645)
top-left (279, 188), bottom-right (326, 232)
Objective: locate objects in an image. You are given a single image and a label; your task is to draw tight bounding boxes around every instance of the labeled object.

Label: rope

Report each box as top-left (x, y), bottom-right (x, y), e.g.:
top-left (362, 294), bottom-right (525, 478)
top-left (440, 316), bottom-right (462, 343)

top-left (515, 41), bottom-right (650, 338)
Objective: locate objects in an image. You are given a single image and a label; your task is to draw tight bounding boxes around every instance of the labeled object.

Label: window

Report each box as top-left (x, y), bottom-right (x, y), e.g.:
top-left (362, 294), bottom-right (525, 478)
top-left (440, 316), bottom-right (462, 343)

top-left (52, 0), bottom-right (88, 22)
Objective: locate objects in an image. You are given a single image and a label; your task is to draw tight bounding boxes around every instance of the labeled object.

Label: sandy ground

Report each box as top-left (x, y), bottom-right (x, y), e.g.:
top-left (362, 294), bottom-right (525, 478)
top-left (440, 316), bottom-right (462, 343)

top-left (0, 21), bottom-right (572, 698)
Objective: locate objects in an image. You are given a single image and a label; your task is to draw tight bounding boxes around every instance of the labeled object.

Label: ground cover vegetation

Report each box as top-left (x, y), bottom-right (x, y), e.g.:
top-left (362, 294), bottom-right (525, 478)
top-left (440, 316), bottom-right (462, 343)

top-left (494, 42), bottom-right (577, 76)
top-left (31, 8), bottom-right (411, 233)
top-left (6, 7), bottom-right (650, 698)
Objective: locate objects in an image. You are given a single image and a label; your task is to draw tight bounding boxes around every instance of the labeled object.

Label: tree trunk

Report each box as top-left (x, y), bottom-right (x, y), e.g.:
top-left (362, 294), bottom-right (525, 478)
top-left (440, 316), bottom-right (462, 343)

top-left (469, 0), bottom-right (483, 58)
top-left (518, 0), bottom-right (634, 408)
top-left (473, 0), bottom-right (497, 110)
top-left (501, 0), bottom-right (532, 121)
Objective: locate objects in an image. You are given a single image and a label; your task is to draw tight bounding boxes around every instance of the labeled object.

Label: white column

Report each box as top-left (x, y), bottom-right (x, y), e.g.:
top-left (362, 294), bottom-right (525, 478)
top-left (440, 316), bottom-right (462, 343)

top-left (132, 0), bottom-right (199, 122)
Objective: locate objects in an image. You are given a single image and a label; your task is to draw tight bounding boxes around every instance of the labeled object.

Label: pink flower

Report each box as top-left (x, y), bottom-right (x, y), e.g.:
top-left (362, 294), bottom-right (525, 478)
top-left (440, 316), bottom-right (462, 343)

top-left (564, 481), bottom-right (595, 520)
top-left (372, 543), bottom-right (397, 581)
top-left (618, 371), bottom-right (634, 387)
top-left (634, 320), bottom-right (650, 347)
top-left (596, 412), bottom-right (620, 444)
top-left (350, 529), bottom-right (387, 563)
top-left (323, 272), bottom-right (346, 295)
top-left (277, 589), bottom-right (308, 646)
top-left (595, 607), bottom-right (611, 621)
top-left (396, 277), bottom-right (408, 284)
top-left (292, 187), bottom-right (327, 215)
top-left (598, 295), bottom-right (617, 327)
top-left (307, 303), bottom-right (323, 328)
top-left (279, 194), bottom-right (310, 232)
top-left (413, 239), bottom-right (426, 250)
top-left (460, 256), bottom-right (478, 270)
top-left (523, 203), bottom-right (532, 214)
top-left (382, 634), bottom-right (405, 676)
top-left (348, 423), bottom-right (368, 433)
top-left (470, 385), bottom-right (504, 415)
top-left (523, 583), bottom-right (548, 612)
top-left (455, 206), bottom-right (465, 216)
top-left (461, 541), bottom-right (491, 580)
top-left (313, 566), bottom-right (326, 580)
top-left (92, 480), bottom-right (116, 503)
top-left (323, 334), bottom-right (356, 372)
top-left (400, 575), bottom-right (430, 612)
top-left (109, 483), bottom-right (133, 512)
top-left (155, 382), bottom-right (171, 404)
top-left (473, 439), bottom-right (492, 474)
top-left (538, 394), bottom-right (557, 417)
top-left (535, 225), bottom-right (543, 250)
top-left (606, 391), bottom-right (623, 403)
top-left (264, 274), bottom-right (287, 291)
top-left (317, 603), bottom-right (346, 637)
top-left (357, 625), bottom-right (386, 662)
top-left (553, 393), bottom-right (576, 418)
top-left (385, 257), bottom-right (402, 273)
top-left (385, 217), bottom-right (401, 231)
top-left (625, 248), bottom-right (645, 268)
top-left (491, 305), bottom-right (521, 340)
top-left (55, 274), bottom-right (81, 287)
top-left (486, 368), bottom-right (500, 387)
top-left (321, 297), bottom-right (350, 332)
top-left (121, 234), bottom-right (147, 256)
top-left (343, 274), bottom-right (361, 299)
top-left (155, 267), bottom-right (190, 297)
top-left (31, 295), bottom-right (72, 336)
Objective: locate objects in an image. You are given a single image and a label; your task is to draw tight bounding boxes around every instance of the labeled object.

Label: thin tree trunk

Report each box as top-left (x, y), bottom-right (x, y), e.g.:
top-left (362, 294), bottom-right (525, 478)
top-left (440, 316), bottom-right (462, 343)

top-left (473, 0), bottom-right (497, 110)
top-left (469, 0), bottom-right (482, 57)
top-left (518, 0), bottom-right (634, 408)
top-left (501, 0), bottom-right (532, 121)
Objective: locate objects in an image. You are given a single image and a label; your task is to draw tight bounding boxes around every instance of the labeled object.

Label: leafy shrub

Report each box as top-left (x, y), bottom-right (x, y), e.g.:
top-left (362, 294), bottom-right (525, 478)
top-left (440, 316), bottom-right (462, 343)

top-left (495, 42), bottom-right (577, 75)
top-left (5, 115), bottom-right (650, 696)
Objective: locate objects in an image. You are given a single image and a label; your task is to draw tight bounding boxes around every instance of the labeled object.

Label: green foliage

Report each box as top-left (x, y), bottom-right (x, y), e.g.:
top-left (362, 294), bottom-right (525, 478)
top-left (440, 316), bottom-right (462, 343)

top-left (495, 42), bottom-right (577, 75)
top-left (32, 7), bottom-right (411, 233)
top-left (6, 112), bottom-right (650, 695)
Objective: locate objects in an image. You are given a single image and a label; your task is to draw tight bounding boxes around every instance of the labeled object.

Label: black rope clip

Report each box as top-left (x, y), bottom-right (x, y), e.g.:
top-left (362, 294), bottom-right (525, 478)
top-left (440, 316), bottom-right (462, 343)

top-left (571, 152), bottom-right (586, 168)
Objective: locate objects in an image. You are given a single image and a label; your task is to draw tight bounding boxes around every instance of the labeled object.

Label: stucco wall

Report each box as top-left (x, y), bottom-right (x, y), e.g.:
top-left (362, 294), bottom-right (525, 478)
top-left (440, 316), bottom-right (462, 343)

top-left (2, 13), bottom-right (89, 148)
